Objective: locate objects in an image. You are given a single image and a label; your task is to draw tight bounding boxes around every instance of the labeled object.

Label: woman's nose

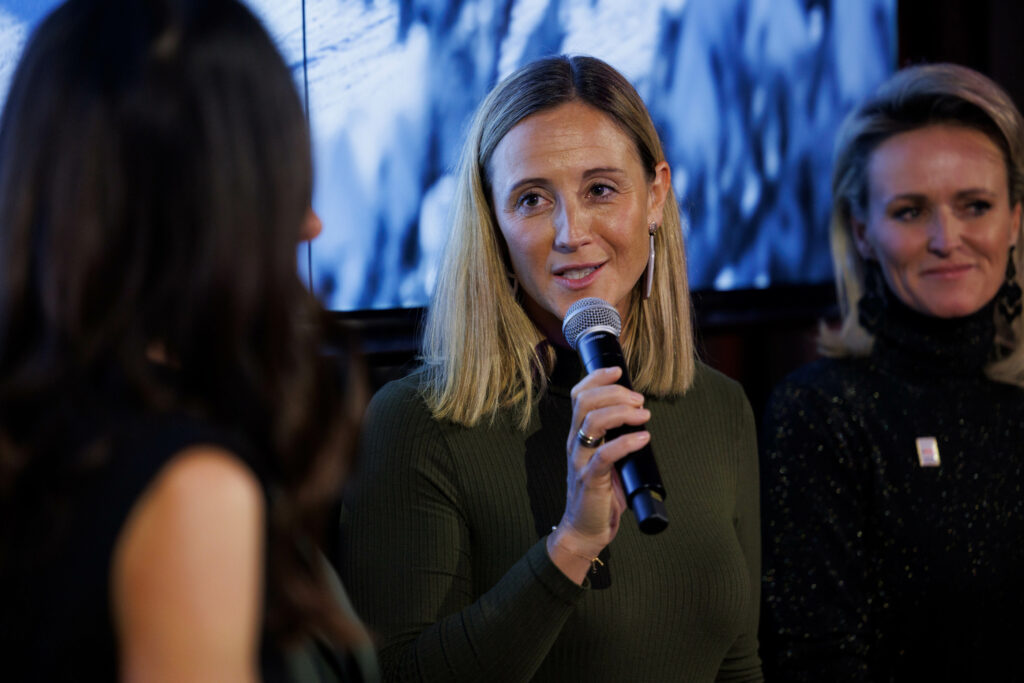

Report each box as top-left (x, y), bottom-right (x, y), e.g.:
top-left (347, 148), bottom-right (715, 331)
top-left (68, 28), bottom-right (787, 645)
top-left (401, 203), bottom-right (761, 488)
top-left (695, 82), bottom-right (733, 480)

top-left (927, 209), bottom-right (962, 255)
top-left (553, 201), bottom-right (590, 252)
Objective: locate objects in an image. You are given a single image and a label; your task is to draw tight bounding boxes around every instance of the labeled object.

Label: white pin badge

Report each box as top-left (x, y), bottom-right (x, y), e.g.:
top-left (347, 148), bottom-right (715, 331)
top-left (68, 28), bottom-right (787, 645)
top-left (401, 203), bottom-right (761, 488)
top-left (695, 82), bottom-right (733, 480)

top-left (915, 436), bottom-right (941, 467)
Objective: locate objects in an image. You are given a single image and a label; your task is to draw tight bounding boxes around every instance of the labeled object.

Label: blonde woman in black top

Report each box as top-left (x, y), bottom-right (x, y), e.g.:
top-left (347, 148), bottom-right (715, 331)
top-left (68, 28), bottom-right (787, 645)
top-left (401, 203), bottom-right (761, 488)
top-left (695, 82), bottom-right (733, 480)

top-left (761, 63), bottom-right (1024, 682)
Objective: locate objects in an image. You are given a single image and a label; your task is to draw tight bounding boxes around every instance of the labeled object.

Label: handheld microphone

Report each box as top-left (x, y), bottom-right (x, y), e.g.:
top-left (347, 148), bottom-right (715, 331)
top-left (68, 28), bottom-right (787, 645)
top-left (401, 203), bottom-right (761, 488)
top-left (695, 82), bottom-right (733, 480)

top-left (562, 297), bottom-right (668, 534)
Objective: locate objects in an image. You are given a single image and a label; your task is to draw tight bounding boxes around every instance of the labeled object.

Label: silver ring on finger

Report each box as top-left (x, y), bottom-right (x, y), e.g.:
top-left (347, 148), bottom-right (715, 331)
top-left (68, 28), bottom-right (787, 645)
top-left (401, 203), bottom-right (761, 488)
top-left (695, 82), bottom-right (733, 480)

top-left (576, 428), bottom-right (603, 449)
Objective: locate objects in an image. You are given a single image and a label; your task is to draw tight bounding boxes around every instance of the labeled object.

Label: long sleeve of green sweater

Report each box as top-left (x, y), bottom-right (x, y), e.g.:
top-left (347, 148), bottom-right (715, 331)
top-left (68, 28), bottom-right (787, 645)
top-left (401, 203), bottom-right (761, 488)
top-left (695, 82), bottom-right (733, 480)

top-left (339, 359), bottom-right (762, 682)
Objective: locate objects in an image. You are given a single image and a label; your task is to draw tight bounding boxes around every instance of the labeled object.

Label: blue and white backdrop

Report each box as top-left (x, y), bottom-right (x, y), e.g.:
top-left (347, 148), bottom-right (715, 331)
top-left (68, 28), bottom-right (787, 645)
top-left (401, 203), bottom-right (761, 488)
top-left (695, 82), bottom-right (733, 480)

top-left (0, 0), bottom-right (894, 311)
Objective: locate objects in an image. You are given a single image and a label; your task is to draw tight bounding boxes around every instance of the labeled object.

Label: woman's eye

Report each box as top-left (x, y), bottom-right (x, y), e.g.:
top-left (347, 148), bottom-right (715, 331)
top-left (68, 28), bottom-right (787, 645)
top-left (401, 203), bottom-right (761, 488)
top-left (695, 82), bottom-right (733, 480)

top-left (891, 206), bottom-right (921, 221)
top-left (588, 183), bottom-right (615, 198)
top-left (965, 199), bottom-right (992, 216)
top-left (516, 192), bottom-right (543, 209)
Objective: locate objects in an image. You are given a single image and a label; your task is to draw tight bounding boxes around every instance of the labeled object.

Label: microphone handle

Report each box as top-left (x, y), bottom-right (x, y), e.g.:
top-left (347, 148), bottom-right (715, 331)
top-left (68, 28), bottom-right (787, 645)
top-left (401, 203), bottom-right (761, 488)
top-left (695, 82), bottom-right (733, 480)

top-left (576, 332), bottom-right (668, 534)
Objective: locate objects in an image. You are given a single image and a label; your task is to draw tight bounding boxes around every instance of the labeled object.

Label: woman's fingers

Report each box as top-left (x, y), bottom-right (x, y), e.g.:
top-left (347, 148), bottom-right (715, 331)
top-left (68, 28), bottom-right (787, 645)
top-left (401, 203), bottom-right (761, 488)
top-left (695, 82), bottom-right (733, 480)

top-left (557, 366), bottom-right (650, 553)
top-left (562, 430), bottom-right (649, 540)
top-left (569, 365), bottom-right (622, 396)
top-left (569, 367), bottom-right (646, 453)
top-left (572, 405), bottom-right (650, 465)
top-left (570, 367), bottom-right (644, 411)
top-left (582, 431), bottom-right (650, 477)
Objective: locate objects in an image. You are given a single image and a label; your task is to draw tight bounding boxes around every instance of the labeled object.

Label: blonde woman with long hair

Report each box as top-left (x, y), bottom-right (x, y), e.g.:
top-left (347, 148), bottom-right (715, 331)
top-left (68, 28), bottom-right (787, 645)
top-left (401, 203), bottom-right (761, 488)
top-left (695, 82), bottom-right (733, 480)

top-left (340, 55), bottom-right (762, 682)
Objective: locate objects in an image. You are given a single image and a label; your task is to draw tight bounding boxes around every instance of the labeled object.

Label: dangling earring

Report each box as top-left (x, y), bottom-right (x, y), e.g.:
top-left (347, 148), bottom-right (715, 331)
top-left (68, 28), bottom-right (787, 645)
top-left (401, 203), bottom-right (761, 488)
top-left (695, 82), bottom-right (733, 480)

top-left (644, 222), bottom-right (657, 300)
top-left (858, 260), bottom-right (887, 333)
top-left (998, 245), bottom-right (1022, 322)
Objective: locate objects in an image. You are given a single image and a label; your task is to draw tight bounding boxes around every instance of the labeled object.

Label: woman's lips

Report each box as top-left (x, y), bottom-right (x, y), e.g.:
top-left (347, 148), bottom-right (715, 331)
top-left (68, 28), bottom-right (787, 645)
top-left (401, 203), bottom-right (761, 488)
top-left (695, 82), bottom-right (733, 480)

top-left (553, 263), bottom-right (603, 289)
top-left (921, 263), bottom-right (975, 279)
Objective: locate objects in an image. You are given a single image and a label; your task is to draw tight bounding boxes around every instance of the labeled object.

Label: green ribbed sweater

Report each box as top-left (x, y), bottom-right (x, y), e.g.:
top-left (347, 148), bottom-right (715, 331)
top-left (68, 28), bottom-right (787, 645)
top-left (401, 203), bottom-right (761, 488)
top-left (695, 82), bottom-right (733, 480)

top-left (340, 353), bottom-right (762, 682)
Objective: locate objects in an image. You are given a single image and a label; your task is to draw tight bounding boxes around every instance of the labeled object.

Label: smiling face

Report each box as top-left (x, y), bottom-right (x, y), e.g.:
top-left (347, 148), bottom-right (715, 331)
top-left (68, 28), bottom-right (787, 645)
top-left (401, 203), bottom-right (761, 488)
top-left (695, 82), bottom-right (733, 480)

top-left (487, 100), bottom-right (670, 342)
top-left (854, 124), bottom-right (1022, 318)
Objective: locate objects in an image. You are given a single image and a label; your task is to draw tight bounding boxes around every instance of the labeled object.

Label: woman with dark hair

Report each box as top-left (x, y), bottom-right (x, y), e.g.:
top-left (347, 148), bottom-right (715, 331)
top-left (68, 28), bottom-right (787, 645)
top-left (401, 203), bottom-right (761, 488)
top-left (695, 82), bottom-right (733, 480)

top-left (0, 0), bottom-right (375, 680)
top-left (340, 55), bottom-right (762, 682)
top-left (760, 63), bottom-right (1024, 681)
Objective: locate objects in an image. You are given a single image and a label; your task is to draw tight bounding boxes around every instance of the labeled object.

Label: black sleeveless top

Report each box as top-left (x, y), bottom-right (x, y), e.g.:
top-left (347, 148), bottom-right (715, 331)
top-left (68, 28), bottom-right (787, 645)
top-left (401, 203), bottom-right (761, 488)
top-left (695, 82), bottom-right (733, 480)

top-left (0, 403), bottom-right (290, 680)
top-left (0, 398), bottom-right (377, 682)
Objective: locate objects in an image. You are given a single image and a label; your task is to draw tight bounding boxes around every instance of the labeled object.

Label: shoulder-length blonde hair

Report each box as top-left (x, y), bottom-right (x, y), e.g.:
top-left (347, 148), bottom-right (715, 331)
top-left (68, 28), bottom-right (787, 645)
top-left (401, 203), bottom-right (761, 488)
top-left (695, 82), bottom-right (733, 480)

top-left (421, 55), bottom-right (694, 428)
top-left (821, 63), bottom-right (1024, 387)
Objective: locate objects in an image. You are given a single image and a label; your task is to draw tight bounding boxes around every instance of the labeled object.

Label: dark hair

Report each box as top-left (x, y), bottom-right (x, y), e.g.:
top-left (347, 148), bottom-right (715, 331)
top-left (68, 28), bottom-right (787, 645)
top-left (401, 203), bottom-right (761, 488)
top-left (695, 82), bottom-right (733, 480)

top-left (0, 0), bottom-right (362, 646)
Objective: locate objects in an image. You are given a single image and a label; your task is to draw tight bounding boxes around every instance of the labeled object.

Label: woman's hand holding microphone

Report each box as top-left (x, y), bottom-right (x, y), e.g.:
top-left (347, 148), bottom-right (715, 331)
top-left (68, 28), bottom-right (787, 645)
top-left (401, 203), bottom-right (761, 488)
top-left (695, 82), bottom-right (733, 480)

top-left (546, 365), bottom-right (651, 584)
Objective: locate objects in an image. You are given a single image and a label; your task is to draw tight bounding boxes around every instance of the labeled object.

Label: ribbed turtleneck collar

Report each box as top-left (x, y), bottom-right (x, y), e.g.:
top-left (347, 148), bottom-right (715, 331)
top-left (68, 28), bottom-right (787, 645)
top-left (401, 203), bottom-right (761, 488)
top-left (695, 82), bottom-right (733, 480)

top-left (547, 343), bottom-right (585, 395)
top-left (869, 286), bottom-right (996, 378)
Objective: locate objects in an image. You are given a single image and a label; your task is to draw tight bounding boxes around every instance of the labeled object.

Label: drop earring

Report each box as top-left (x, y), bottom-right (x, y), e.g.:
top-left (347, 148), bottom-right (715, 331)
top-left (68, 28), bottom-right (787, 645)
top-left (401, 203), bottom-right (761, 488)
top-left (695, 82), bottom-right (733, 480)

top-left (644, 222), bottom-right (657, 300)
top-left (998, 246), bottom-right (1022, 322)
top-left (858, 260), bottom-right (887, 333)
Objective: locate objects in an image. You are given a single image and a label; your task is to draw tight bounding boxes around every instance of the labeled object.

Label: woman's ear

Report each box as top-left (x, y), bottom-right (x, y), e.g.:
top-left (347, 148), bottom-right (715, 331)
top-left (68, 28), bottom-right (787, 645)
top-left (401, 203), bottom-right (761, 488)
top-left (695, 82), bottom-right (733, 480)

top-left (646, 161), bottom-right (671, 224)
top-left (851, 216), bottom-right (875, 260)
top-left (1009, 202), bottom-right (1022, 248)
top-left (300, 208), bottom-right (323, 242)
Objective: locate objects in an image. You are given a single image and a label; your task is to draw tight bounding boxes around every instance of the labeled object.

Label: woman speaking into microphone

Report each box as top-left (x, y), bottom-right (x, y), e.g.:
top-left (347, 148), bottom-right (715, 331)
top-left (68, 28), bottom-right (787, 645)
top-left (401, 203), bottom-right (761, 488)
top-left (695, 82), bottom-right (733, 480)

top-left (339, 55), bottom-right (762, 682)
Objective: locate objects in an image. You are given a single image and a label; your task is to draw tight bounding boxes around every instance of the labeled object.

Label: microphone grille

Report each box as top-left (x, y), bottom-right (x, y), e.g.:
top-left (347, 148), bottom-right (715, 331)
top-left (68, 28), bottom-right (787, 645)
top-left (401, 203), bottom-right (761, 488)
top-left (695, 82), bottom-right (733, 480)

top-left (562, 297), bottom-right (622, 351)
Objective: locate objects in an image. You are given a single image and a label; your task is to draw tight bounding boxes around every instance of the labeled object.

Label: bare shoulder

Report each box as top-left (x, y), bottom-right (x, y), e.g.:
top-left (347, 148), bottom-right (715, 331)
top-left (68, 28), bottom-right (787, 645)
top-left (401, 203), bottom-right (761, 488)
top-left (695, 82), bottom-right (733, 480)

top-left (139, 445), bottom-right (263, 514)
top-left (112, 445), bottom-right (264, 682)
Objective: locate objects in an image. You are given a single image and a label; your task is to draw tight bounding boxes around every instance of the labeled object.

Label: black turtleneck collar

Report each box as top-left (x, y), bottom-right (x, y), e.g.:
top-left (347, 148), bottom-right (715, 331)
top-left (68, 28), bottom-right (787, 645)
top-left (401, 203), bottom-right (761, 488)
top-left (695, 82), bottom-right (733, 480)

top-left (868, 285), bottom-right (996, 378)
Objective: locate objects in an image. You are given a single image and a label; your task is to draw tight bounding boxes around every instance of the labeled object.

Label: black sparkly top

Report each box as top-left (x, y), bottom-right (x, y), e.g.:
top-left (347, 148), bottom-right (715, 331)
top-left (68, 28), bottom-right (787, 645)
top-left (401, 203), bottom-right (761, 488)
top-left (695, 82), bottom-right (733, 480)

top-left (760, 290), bottom-right (1024, 683)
